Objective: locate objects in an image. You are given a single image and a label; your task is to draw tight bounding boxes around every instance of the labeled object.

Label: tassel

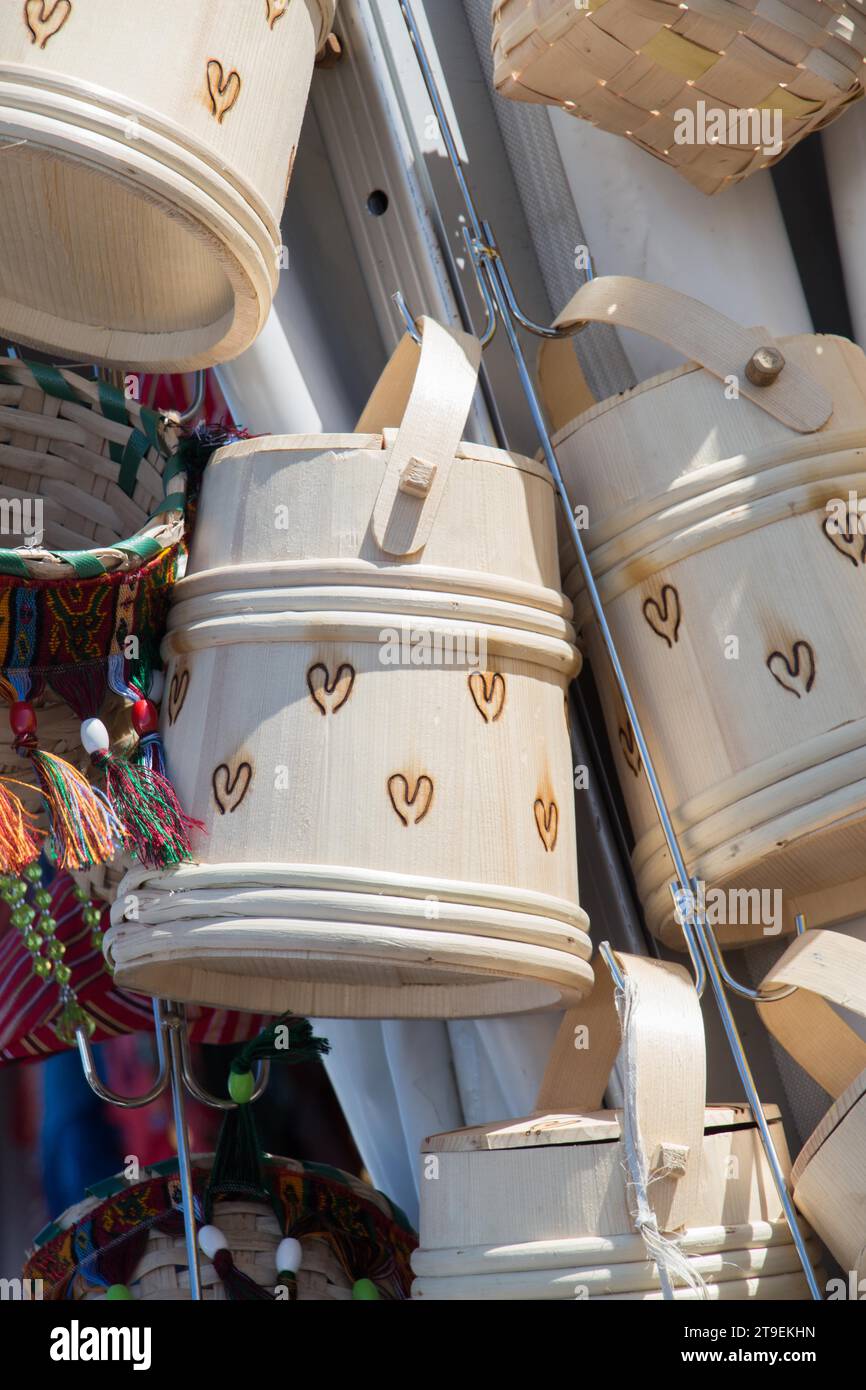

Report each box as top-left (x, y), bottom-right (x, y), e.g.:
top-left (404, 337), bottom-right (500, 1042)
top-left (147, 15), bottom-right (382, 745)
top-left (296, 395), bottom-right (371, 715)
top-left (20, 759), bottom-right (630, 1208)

top-left (228, 1014), bottom-right (331, 1103)
top-left (90, 749), bottom-right (202, 870)
top-left (20, 744), bottom-right (123, 871)
top-left (0, 776), bottom-right (44, 873)
top-left (212, 1247), bottom-right (275, 1302)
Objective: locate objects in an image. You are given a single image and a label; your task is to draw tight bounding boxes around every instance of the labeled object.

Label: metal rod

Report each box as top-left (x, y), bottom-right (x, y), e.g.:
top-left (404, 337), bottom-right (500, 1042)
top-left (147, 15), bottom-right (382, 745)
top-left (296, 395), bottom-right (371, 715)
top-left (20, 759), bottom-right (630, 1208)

top-left (393, 0), bottom-right (821, 1300)
top-left (164, 1002), bottom-right (203, 1301)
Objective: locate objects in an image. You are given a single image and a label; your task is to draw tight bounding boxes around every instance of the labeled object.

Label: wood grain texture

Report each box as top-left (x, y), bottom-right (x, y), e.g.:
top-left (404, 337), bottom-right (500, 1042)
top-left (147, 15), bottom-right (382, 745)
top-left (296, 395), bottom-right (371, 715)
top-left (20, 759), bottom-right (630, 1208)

top-left (552, 294), bottom-right (866, 947)
top-left (413, 953), bottom-right (802, 1299)
top-left (106, 342), bottom-right (589, 1018)
top-left (758, 928), bottom-right (866, 1276)
top-left (0, 0), bottom-right (334, 367)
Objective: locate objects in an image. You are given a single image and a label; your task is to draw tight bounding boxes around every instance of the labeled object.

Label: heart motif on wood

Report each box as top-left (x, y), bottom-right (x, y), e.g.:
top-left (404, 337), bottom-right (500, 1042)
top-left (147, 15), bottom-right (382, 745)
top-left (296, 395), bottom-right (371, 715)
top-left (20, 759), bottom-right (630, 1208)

top-left (822, 513), bottom-right (866, 568)
top-left (766, 641), bottom-right (816, 698)
top-left (387, 773), bottom-right (434, 826)
top-left (468, 671), bottom-right (506, 723)
top-left (533, 798), bottom-right (558, 852)
top-left (167, 668), bottom-right (189, 726)
top-left (642, 584), bottom-right (682, 648)
top-left (24, 0), bottom-right (72, 48)
top-left (206, 60), bottom-right (242, 123)
top-left (307, 662), bottom-right (355, 716)
top-left (619, 720), bottom-right (641, 777)
top-left (212, 761), bottom-right (253, 814)
top-left (266, 0), bottom-right (289, 28)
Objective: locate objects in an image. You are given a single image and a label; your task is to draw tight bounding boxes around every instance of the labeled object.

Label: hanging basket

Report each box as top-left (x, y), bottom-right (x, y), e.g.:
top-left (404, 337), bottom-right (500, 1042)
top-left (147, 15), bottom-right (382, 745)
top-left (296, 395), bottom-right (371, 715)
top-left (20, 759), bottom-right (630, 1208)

top-left (0, 0), bottom-right (336, 369)
top-left (491, 0), bottom-right (866, 194)
top-left (104, 318), bottom-right (593, 1020)
top-left (543, 275), bottom-right (866, 948)
top-left (0, 358), bottom-right (201, 885)
top-left (413, 951), bottom-right (825, 1300)
top-left (24, 1154), bottom-right (416, 1302)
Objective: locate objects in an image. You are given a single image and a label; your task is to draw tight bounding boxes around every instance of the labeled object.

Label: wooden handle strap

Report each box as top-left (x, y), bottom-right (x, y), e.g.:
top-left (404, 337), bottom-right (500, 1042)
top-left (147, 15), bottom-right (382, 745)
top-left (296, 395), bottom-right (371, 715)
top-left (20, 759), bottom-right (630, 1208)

top-left (356, 318), bottom-right (483, 557)
top-left (536, 952), bottom-right (706, 1232)
top-left (757, 929), bottom-right (866, 1100)
top-left (550, 276), bottom-right (832, 435)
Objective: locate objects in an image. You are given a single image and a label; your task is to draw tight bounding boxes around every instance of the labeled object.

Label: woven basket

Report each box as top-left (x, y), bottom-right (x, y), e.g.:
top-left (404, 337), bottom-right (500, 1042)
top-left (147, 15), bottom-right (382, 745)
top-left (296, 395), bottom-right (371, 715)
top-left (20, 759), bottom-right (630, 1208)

top-left (491, 0), bottom-right (866, 194)
top-left (25, 1154), bottom-right (417, 1302)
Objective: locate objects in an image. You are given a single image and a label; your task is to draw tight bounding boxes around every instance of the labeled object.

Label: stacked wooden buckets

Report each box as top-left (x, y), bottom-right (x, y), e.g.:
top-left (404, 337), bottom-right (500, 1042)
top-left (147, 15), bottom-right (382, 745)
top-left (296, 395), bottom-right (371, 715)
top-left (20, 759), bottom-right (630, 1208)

top-left (106, 319), bottom-right (594, 1017)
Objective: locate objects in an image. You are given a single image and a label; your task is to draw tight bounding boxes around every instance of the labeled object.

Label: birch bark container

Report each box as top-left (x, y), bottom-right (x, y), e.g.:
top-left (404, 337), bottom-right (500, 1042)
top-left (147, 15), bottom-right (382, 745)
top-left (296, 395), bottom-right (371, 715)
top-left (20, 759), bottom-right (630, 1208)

top-left (105, 319), bottom-right (592, 1018)
top-left (758, 928), bottom-right (866, 1281)
top-left (413, 952), bottom-right (823, 1300)
top-left (545, 275), bottom-right (866, 948)
top-left (0, 0), bottom-right (334, 369)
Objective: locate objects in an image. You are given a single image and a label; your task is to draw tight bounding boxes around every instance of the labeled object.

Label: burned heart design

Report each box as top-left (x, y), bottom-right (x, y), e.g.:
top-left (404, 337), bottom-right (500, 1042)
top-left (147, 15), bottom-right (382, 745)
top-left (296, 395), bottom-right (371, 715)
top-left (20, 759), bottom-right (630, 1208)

top-left (822, 514), bottom-right (866, 568)
top-left (642, 584), bottom-right (682, 648)
top-left (533, 798), bottom-right (558, 852)
top-left (468, 671), bottom-right (506, 723)
top-left (24, 0), bottom-right (71, 48)
top-left (766, 641), bottom-right (816, 698)
top-left (619, 720), bottom-right (641, 777)
top-left (387, 773), bottom-right (434, 826)
top-left (206, 60), bottom-right (242, 123)
top-left (212, 761), bottom-right (253, 814)
top-left (167, 668), bottom-right (189, 726)
top-left (307, 662), bottom-right (355, 716)
top-left (266, 0), bottom-right (289, 27)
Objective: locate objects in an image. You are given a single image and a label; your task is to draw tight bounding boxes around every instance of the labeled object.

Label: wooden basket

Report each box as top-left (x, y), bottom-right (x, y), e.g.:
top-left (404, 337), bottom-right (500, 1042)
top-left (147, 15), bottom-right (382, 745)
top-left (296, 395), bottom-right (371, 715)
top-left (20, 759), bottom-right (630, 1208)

top-left (491, 0), bottom-right (866, 194)
top-left (758, 928), bottom-right (866, 1281)
top-left (24, 1153), bottom-right (416, 1301)
top-left (544, 275), bottom-right (866, 949)
top-left (0, 0), bottom-right (335, 370)
top-left (413, 951), bottom-right (824, 1300)
top-left (104, 318), bottom-right (593, 1019)
top-left (0, 358), bottom-right (185, 894)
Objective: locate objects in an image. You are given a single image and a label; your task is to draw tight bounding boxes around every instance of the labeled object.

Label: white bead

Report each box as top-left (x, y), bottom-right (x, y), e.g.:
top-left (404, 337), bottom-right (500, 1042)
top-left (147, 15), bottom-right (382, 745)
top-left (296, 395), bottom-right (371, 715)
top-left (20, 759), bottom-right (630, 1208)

top-left (80, 718), bottom-right (110, 755)
top-left (198, 1224), bottom-right (229, 1260)
top-left (276, 1237), bottom-right (303, 1274)
top-left (149, 671), bottom-right (165, 703)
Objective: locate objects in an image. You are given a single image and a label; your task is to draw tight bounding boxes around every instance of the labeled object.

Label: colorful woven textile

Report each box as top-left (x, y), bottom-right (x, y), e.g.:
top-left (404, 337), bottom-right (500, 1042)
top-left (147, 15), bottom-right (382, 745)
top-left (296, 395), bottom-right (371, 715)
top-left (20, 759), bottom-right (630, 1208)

top-left (26, 1156), bottom-right (417, 1301)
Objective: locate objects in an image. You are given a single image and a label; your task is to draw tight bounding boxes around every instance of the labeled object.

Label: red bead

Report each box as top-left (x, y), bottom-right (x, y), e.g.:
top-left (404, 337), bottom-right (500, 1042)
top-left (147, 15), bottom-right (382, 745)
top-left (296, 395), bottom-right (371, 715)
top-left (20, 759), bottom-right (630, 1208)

top-left (9, 701), bottom-right (37, 738)
top-left (131, 698), bottom-right (159, 736)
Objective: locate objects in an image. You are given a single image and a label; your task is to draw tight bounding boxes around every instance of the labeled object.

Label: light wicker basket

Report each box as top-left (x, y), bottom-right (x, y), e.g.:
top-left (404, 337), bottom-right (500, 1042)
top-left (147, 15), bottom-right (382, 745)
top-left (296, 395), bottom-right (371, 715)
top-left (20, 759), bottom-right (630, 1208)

top-left (25, 1155), bottom-right (417, 1302)
top-left (491, 0), bottom-right (866, 194)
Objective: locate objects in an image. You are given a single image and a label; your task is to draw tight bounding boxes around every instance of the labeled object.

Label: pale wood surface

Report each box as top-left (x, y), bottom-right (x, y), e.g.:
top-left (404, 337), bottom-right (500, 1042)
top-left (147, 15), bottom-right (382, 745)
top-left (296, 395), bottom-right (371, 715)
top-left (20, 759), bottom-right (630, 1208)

top-left (551, 284), bottom-right (866, 946)
top-left (0, 0), bottom-right (333, 367)
top-left (106, 324), bottom-right (590, 1017)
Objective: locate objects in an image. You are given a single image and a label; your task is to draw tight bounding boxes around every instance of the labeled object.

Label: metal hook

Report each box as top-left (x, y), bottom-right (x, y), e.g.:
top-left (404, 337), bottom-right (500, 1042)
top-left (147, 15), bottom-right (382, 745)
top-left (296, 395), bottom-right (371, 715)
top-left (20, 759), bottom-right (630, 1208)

top-left (671, 879), bottom-right (805, 1002)
top-left (599, 939), bottom-right (625, 991)
top-left (75, 998), bottom-right (170, 1108)
top-left (175, 370), bottom-right (207, 426)
top-left (392, 290), bottom-right (423, 345)
top-left (460, 226), bottom-right (497, 347)
top-left (177, 1001), bottom-right (270, 1109)
top-left (479, 222), bottom-right (589, 341)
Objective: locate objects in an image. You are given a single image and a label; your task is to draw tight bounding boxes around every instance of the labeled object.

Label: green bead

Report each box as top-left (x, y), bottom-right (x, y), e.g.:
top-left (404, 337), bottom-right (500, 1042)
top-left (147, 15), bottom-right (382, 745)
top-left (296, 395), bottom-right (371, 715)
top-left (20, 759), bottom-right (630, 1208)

top-left (45, 940), bottom-right (65, 961)
top-left (23, 863), bottom-right (43, 884)
top-left (23, 932), bottom-right (43, 953)
top-left (33, 959), bottom-right (52, 979)
top-left (10, 907), bottom-right (30, 930)
top-left (228, 1068), bottom-right (255, 1105)
top-left (106, 1284), bottom-right (134, 1301)
top-left (91, 930), bottom-right (104, 950)
top-left (352, 1279), bottom-right (381, 1300)
top-left (83, 906), bottom-right (102, 928)
top-left (72, 884), bottom-right (90, 902)
top-left (54, 963), bottom-right (72, 986)
top-left (40, 916), bottom-right (57, 936)
top-left (33, 888), bottom-right (52, 910)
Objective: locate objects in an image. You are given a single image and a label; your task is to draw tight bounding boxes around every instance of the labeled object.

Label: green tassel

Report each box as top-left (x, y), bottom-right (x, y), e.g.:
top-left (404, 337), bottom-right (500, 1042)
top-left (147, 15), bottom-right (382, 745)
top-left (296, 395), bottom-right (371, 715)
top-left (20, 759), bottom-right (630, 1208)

top-left (228, 1014), bottom-right (331, 1103)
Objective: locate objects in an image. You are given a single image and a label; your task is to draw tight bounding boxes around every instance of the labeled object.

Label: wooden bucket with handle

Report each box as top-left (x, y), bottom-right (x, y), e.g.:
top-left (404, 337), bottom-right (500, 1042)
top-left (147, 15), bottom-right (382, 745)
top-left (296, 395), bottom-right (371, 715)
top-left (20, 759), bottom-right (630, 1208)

top-left (0, 0), bottom-right (335, 369)
top-left (758, 928), bottom-right (866, 1281)
top-left (544, 275), bottom-right (866, 949)
top-left (413, 951), bottom-right (823, 1300)
top-left (105, 318), bottom-right (593, 1019)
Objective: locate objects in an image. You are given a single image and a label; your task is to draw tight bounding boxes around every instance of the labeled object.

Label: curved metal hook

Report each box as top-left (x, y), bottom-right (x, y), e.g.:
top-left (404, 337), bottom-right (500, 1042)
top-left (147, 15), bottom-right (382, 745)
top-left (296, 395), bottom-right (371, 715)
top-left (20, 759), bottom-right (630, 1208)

top-left (460, 226), bottom-right (497, 347)
top-left (480, 221), bottom-right (591, 341)
top-left (76, 998), bottom-right (169, 1108)
top-left (176, 1003), bottom-right (270, 1110)
top-left (672, 879), bottom-right (804, 1003)
top-left (176, 370), bottom-right (207, 426)
top-left (392, 290), bottom-right (423, 345)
